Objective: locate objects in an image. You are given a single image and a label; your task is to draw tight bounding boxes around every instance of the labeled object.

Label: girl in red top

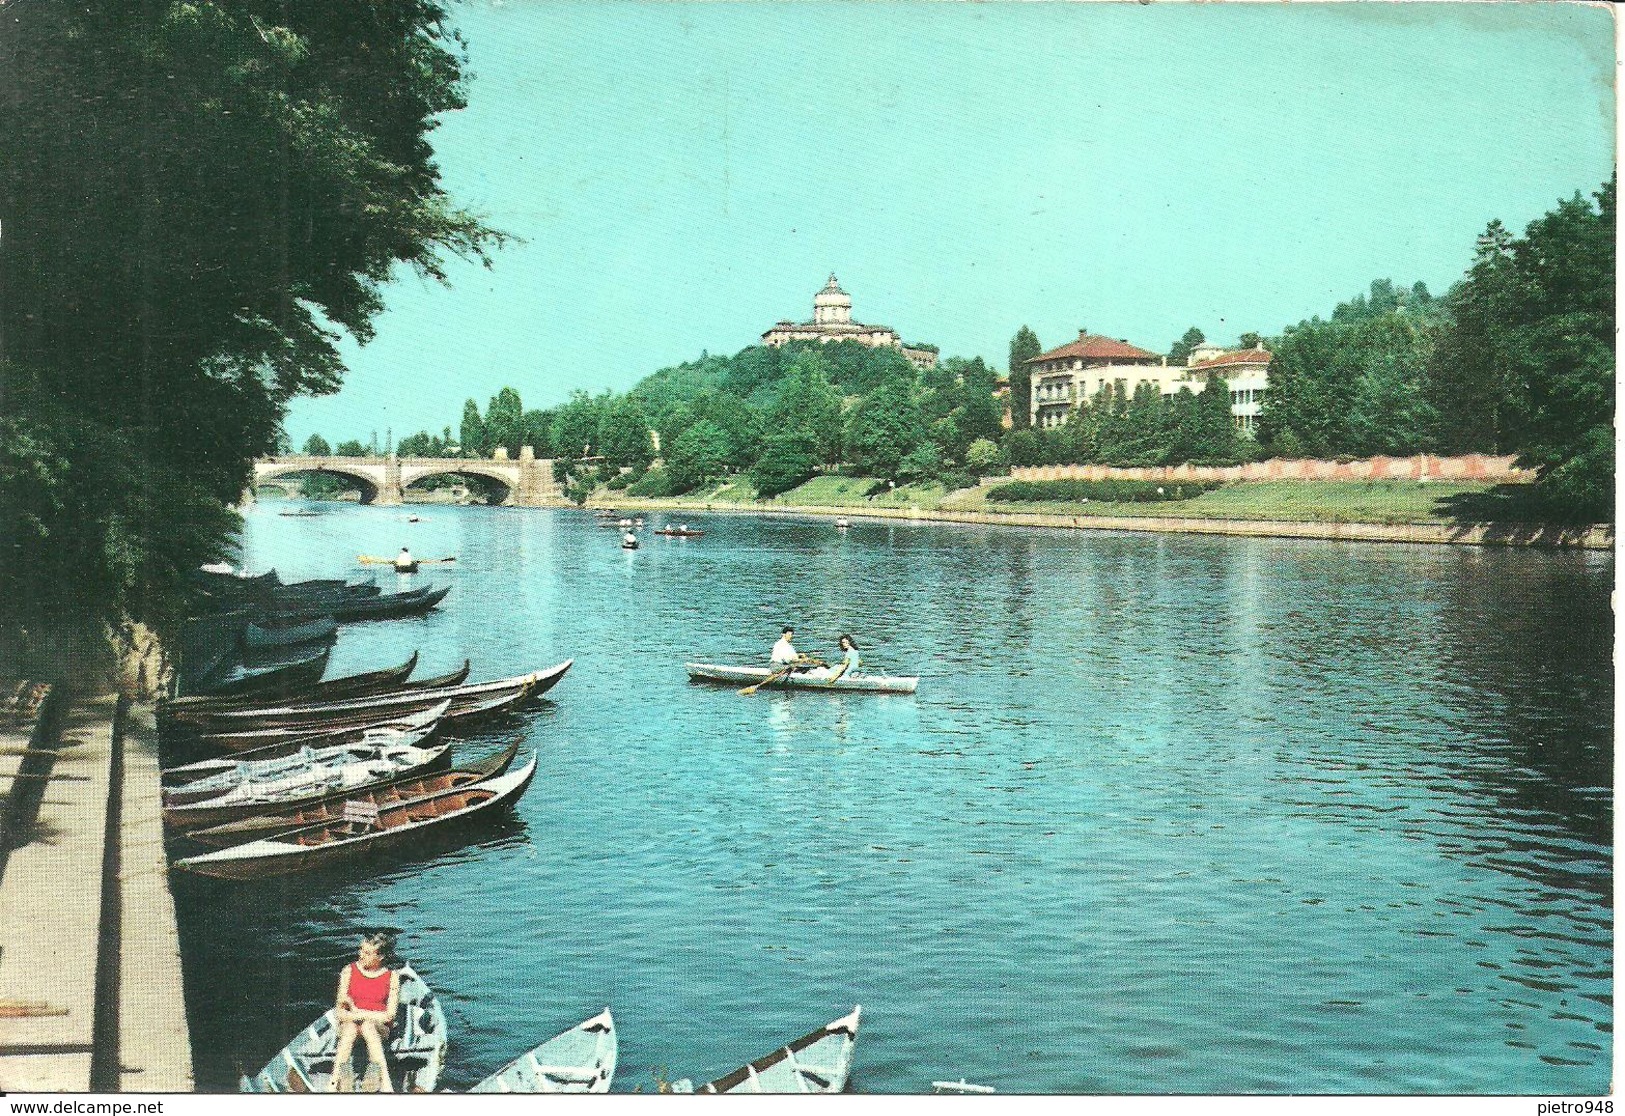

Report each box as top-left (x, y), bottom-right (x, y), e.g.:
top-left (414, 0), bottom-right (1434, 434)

top-left (329, 932), bottom-right (401, 1092)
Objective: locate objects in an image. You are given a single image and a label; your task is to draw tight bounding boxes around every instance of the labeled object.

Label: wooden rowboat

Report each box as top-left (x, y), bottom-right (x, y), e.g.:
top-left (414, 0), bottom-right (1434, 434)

top-left (239, 964), bottom-right (445, 1093)
top-left (194, 647), bottom-right (330, 699)
top-left (243, 615), bottom-right (338, 650)
top-left (685, 663), bottom-right (918, 694)
top-left (671, 1007), bottom-right (862, 1094)
top-left (469, 1009), bottom-right (617, 1093)
top-left (191, 685), bottom-right (526, 753)
top-left (183, 661), bottom-right (571, 734)
top-left (159, 654), bottom-right (472, 724)
top-left (160, 652), bottom-right (421, 721)
top-left (175, 753), bottom-right (538, 879)
top-left (654, 528), bottom-right (704, 538)
top-left (162, 702), bottom-right (447, 787)
top-left (272, 585), bottom-right (451, 623)
top-left (184, 742), bottom-right (520, 847)
top-left (162, 738), bottom-right (452, 831)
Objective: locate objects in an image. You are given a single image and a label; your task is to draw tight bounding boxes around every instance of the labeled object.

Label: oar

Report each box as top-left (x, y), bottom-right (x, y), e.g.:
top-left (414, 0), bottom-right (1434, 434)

top-left (740, 658), bottom-right (825, 695)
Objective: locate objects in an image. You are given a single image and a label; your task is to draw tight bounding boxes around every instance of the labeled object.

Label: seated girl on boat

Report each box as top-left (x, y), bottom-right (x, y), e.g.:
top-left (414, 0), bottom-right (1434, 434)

top-left (803, 634), bottom-right (860, 684)
top-left (330, 931), bottom-right (401, 1092)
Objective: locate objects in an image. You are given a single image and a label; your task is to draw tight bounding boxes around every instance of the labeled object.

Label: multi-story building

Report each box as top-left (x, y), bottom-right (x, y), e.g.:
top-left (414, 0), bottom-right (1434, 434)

top-left (762, 275), bottom-right (938, 370)
top-left (1027, 331), bottom-right (1273, 432)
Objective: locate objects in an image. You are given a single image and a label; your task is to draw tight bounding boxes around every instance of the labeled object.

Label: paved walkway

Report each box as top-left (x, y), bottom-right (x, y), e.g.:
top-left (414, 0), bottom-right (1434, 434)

top-left (0, 695), bottom-right (192, 1092)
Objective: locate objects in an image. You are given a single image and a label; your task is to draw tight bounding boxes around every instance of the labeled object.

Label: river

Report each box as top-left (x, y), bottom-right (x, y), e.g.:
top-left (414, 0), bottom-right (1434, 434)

top-left (172, 500), bottom-right (1613, 1094)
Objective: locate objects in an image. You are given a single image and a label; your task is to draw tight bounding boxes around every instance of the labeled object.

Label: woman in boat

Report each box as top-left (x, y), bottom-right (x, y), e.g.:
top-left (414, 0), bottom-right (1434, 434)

top-left (824, 634), bottom-right (860, 685)
top-left (330, 931), bottom-right (401, 1092)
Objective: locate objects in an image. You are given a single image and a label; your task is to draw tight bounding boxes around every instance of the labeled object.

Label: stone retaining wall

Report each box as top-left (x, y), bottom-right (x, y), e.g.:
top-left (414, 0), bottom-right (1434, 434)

top-left (1005, 453), bottom-right (1533, 485)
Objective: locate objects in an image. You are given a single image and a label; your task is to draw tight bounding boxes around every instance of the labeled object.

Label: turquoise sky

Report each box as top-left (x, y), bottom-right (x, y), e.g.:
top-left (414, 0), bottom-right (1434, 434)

top-left (285, 0), bottom-right (1615, 448)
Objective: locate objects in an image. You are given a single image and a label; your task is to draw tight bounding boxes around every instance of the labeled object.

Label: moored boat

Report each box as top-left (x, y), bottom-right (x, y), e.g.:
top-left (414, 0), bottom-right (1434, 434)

top-left (181, 661), bottom-right (571, 735)
top-left (671, 1007), bottom-right (861, 1094)
top-left (162, 700), bottom-right (448, 786)
top-left (271, 585), bottom-right (451, 623)
top-left (243, 615), bottom-right (338, 650)
top-left (160, 652), bottom-right (424, 721)
top-left (469, 1009), bottom-right (617, 1093)
top-left (184, 742), bottom-right (519, 847)
top-left (194, 647), bottom-right (331, 699)
top-left (239, 964), bottom-right (446, 1092)
top-left (175, 752), bottom-right (538, 878)
top-left (685, 663), bottom-right (918, 694)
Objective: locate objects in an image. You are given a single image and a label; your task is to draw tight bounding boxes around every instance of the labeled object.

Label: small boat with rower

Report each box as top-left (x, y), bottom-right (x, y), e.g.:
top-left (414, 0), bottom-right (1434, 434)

top-left (239, 964), bottom-right (446, 1092)
top-left (654, 525), bottom-right (704, 538)
top-left (685, 663), bottom-right (918, 694)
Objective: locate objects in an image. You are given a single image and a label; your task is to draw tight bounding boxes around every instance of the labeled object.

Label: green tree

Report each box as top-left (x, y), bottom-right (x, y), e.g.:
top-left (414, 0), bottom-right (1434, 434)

top-left (0, 1), bottom-right (503, 665)
top-left (1002, 429), bottom-right (1048, 467)
top-left (966, 438), bottom-right (1001, 474)
top-left (485, 387), bottom-right (524, 457)
top-left (302, 434), bottom-right (332, 456)
top-left (550, 391), bottom-right (604, 459)
top-left (460, 399), bottom-right (489, 458)
top-left (1237, 332), bottom-right (1263, 350)
top-left (769, 352), bottom-right (845, 464)
top-left (334, 440), bottom-right (368, 457)
top-left (750, 432), bottom-right (820, 498)
top-left (597, 395), bottom-right (655, 467)
top-left (845, 378), bottom-right (925, 480)
top-left (666, 420), bottom-right (732, 492)
top-left (520, 410), bottom-right (554, 457)
top-left (1008, 326), bottom-right (1042, 430)
top-left (1194, 375), bottom-right (1239, 462)
top-left (1169, 327), bottom-right (1206, 365)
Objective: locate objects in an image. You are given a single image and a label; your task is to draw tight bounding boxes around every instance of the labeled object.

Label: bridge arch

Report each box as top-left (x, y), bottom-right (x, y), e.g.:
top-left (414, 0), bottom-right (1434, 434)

top-left (255, 460), bottom-right (384, 504)
top-left (399, 462), bottom-right (516, 505)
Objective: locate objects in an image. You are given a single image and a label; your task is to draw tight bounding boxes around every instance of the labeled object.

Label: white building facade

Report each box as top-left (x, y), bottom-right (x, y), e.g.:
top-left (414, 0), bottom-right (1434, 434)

top-left (762, 275), bottom-right (938, 370)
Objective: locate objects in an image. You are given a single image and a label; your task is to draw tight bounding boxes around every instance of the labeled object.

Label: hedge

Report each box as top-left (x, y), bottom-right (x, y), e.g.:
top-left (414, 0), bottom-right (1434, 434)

top-left (985, 479), bottom-right (1223, 504)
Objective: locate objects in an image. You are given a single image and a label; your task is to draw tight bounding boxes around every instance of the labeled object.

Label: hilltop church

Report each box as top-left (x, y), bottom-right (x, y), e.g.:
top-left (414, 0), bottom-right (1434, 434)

top-left (762, 275), bottom-right (938, 370)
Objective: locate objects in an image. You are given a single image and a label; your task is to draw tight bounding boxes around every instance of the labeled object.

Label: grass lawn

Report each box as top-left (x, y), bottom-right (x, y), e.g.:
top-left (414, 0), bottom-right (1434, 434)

top-left (943, 480), bottom-right (1523, 525)
top-left (601, 476), bottom-right (1544, 527)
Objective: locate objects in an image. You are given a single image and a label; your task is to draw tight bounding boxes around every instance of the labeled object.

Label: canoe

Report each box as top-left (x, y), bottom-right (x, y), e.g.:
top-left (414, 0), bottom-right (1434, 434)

top-left (239, 964), bottom-right (446, 1093)
top-left (469, 1009), bottom-right (617, 1093)
top-left (272, 585), bottom-right (451, 623)
top-left (654, 528), bottom-right (704, 538)
top-left (162, 737), bottom-right (452, 831)
top-left (243, 615), bottom-right (338, 650)
top-left (163, 701), bottom-right (448, 786)
top-left (671, 1007), bottom-right (862, 1094)
top-left (175, 752), bottom-right (539, 879)
top-left (194, 648), bottom-right (331, 699)
top-left (685, 663), bottom-right (918, 695)
top-left (192, 683), bottom-right (533, 753)
top-left (160, 652), bottom-right (423, 722)
top-left (183, 661), bottom-right (571, 734)
top-left (185, 742), bottom-right (520, 847)
top-left (159, 655), bottom-right (470, 724)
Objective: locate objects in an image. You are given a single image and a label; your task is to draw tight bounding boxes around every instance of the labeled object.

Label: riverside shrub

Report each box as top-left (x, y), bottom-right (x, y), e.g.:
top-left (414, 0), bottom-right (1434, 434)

top-left (986, 479), bottom-right (1223, 504)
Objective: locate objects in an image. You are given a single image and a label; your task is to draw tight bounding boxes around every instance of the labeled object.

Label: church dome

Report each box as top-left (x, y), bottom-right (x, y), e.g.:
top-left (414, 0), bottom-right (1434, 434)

top-left (813, 274), bottom-right (852, 308)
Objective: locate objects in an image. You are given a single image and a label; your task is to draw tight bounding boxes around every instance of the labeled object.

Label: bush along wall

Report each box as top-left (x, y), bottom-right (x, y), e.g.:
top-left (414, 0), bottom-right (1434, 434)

top-left (986, 479), bottom-right (1224, 504)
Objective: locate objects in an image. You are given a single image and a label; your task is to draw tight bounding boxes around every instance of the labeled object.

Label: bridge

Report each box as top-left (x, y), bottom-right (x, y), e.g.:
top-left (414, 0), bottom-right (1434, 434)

top-left (251, 447), bottom-right (564, 507)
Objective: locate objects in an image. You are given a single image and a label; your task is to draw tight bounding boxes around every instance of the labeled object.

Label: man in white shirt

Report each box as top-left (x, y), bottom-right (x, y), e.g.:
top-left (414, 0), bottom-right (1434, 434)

top-left (394, 547), bottom-right (415, 572)
top-left (770, 627), bottom-right (798, 668)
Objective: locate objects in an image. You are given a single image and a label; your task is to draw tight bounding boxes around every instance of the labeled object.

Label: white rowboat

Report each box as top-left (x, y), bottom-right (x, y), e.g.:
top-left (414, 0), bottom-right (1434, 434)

top-left (238, 964), bottom-right (446, 1093)
top-left (671, 1006), bottom-right (861, 1094)
top-left (686, 663), bottom-right (918, 694)
top-left (469, 1009), bottom-right (617, 1093)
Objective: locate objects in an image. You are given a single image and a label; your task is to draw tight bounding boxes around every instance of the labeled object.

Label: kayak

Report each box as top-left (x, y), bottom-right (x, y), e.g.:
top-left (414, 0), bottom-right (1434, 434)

top-left (685, 663), bottom-right (918, 694)
top-left (358, 554), bottom-right (455, 567)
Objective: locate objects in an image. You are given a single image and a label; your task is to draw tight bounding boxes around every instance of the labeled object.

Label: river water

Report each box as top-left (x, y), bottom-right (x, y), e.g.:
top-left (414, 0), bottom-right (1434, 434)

top-left (173, 500), bottom-right (1613, 1094)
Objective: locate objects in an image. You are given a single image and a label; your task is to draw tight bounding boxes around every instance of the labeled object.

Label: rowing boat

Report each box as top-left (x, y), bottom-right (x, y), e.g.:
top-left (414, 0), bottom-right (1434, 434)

top-left (159, 654), bottom-right (472, 724)
top-left (160, 653), bottom-right (421, 721)
top-left (182, 661), bottom-right (571, 734)
top-left (162, 701), bottom-right (448, 786)
top-left (469, 1009), bottom-right (617, 1093)
top-left (685, 663), bottom-right (918, 694)
top-left (162, 737), bottom-right (452, 831)
top-left (184, 743), bottom-right (519, 847)
top-left (243, 615), bottom-right (338, 650)
top-left (175, 753), bottom-right (538, 878)
top-left (671, 1007), bottom-right (861, 1094)
top-left (191, 684), bottom-right (530, 753)
top-left (239, 964), bottom-right (445, 1093)
top-left (194, 648), bottom-right (331, 698)
top-left (654, 528), bottom-right (704, 538)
